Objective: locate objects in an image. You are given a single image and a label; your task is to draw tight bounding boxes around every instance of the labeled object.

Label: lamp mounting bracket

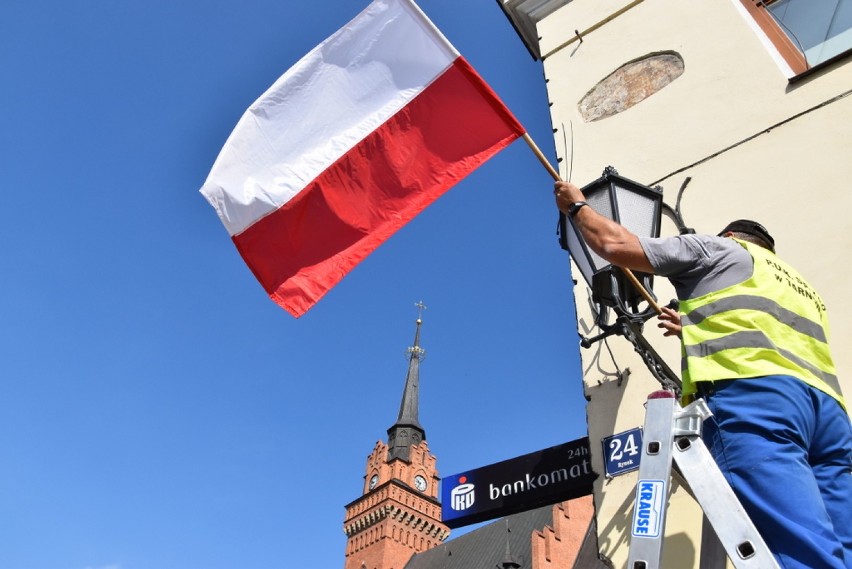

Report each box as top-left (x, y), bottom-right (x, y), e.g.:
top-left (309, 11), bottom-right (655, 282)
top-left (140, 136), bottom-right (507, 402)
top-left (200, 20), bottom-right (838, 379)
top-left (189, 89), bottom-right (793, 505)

top-left (580, 314), bottom-right (681, 395)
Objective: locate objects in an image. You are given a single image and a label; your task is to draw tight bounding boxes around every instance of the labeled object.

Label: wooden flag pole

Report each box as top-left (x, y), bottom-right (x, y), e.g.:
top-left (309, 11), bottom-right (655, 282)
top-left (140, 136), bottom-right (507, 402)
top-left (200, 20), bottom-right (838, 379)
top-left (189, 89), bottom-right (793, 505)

top-left (521, 132), bottom-right (662, 315)
top-left (522, 133), bottom-right (562, 181)
top-left (620, 268), bottom-right (663, 315)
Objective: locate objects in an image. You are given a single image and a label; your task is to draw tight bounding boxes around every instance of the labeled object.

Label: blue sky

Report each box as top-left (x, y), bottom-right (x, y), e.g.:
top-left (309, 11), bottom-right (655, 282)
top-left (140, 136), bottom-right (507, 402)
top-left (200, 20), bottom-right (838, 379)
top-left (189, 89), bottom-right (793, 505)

top-left (0, 2), bottom-right (587, 568)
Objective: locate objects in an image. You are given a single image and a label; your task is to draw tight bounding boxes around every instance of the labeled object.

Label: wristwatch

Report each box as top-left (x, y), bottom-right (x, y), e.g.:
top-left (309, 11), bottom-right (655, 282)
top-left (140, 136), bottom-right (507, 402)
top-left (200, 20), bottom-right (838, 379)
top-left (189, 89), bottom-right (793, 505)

top-left (567, 201), bottom-right (588, 218)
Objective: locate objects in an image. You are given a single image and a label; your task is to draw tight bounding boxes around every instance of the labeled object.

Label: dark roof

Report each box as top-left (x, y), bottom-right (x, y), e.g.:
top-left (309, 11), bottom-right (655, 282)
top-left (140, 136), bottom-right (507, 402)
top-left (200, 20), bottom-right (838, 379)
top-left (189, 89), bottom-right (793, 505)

top-left (404, 505), bottom-right (551, 569)
top-left (574, 518), bottom-right (613, 569)
top-left (404, 504), bottom-right (610, 569)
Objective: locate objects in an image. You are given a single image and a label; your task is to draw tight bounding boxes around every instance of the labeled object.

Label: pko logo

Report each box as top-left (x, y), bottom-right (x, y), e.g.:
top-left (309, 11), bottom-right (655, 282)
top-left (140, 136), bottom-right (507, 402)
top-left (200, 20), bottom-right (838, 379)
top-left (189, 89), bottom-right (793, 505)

top-left (450, 476), bottom-right (475, 511)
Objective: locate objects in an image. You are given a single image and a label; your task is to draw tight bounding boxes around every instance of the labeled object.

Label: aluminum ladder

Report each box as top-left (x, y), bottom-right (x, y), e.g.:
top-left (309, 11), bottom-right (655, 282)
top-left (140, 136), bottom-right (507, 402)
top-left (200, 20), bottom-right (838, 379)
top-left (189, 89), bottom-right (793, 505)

top-left (626, 390), bottom-right (780, 569)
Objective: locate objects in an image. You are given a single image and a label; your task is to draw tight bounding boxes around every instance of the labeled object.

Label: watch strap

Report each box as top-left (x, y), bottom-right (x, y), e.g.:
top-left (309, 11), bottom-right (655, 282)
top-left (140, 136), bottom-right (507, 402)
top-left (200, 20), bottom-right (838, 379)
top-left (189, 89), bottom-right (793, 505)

top-left (568, 201), bottom-right (588, 218)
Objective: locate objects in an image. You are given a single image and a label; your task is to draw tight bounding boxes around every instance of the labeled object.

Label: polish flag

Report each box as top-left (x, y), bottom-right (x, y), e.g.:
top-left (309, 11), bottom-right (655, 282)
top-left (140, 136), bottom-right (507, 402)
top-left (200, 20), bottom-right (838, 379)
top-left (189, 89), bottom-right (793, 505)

top-left (200, 0), bottom-right (525, 317)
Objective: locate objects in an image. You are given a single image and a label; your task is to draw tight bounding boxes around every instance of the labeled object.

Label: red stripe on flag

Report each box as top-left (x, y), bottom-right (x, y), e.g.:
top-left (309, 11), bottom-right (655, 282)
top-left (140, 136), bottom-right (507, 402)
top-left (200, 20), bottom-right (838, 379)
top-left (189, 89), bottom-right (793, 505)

top-left (233, 57), bottom-right (524, 317)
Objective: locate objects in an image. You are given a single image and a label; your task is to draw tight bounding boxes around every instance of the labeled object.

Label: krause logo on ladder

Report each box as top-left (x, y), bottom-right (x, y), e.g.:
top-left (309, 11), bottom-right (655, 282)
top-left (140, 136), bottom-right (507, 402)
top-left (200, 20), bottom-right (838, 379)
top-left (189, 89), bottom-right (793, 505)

top-left (632, 479), bottom-right (665, 538)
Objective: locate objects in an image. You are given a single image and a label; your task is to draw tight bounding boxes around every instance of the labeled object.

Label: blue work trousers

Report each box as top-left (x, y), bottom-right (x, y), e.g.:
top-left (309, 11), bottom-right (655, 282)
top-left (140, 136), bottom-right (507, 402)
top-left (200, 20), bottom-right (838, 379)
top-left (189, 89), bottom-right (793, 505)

top-left (701, 375), bottom-right (852, 569)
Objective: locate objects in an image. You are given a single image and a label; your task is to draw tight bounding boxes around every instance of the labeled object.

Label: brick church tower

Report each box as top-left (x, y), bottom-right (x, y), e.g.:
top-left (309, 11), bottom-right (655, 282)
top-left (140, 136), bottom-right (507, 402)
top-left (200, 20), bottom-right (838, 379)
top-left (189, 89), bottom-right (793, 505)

top-left (343, 312), bottom-right (449, 569)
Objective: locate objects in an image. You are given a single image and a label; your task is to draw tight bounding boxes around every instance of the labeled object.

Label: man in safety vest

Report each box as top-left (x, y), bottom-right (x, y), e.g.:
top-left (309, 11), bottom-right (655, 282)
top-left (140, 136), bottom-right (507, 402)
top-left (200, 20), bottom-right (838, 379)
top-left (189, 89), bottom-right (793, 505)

top-left (554, 180), bottom-right (852, 569)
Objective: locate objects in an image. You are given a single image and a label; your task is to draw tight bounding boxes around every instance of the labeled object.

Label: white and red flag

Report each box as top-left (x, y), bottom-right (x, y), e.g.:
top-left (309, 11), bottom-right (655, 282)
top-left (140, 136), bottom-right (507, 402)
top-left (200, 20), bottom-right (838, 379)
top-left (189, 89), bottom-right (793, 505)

top-left (200, 0), bottom-right (525, 317)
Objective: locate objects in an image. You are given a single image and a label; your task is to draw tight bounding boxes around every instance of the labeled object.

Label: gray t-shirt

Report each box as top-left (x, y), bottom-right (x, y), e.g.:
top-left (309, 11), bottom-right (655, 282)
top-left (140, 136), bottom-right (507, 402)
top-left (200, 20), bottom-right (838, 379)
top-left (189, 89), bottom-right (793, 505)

top-left (638, 234), bottom-right (754, 300)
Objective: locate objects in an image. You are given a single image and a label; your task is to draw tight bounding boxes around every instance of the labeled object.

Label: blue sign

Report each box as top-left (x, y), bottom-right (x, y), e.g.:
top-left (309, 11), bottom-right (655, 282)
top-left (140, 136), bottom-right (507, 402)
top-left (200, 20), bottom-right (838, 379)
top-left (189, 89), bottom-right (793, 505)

top-left (602, 428), bottom-right (642, 477)
top-left (441, 437), bottom-right (596, 529)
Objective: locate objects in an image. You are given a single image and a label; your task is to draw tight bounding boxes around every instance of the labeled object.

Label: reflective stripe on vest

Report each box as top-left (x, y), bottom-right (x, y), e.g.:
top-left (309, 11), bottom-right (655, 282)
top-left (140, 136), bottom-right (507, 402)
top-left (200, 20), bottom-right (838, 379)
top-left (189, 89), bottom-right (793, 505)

top-left (679, 239), bottom-right (844, 408)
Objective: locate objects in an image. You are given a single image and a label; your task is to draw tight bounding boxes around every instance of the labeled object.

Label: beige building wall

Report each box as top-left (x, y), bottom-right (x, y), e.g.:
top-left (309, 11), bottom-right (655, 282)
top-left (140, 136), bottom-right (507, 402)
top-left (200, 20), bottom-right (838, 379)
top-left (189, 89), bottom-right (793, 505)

top-left (505, 0), bottom-right (852, 567)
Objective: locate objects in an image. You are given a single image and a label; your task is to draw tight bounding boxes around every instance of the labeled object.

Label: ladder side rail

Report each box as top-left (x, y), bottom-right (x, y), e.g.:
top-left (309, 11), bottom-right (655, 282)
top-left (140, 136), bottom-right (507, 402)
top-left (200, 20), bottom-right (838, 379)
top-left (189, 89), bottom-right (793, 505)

top-left (670, 468), bottom-right (726, 569)
top-left (627, 394), bottom-right (679, 569)
top-left (673, 432), bottom-right (781, 569)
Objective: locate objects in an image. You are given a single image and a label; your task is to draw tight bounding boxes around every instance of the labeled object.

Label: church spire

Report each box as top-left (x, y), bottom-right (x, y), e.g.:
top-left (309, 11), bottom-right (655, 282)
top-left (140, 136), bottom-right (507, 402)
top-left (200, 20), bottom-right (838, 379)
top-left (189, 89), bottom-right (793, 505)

top-left (501, 519), bottom-right (521, 569)
top-left (387, 301), bottom-right (427, 462)
top-left (343, 302), bottom-right (449, 569)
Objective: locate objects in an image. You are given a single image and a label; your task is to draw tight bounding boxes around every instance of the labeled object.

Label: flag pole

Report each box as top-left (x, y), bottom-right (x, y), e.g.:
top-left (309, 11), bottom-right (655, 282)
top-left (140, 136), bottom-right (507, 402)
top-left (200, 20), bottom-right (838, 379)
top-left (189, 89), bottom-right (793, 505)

top-left (522, 133), bottom-right (561, 181)
top-left (521, 132), bottom-right (662, 315)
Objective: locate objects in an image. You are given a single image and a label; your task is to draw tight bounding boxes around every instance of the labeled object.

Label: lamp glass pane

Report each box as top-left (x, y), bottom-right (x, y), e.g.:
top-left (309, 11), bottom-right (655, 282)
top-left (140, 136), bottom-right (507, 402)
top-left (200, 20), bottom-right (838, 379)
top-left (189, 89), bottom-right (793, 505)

top-left (583, 188), bottom-right (614, 272)
top-left (586, 188), bottom-right (614, 220)
top-left (564, 221), bottom-right (596, 286)
top-left (613, 183), bottom-right (659, 237)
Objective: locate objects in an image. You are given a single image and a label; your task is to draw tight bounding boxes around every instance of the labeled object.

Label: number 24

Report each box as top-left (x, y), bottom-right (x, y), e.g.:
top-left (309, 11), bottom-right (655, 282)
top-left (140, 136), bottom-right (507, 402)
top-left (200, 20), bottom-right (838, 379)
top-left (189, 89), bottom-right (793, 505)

top-left (609, 434), bottom-right (639, 461)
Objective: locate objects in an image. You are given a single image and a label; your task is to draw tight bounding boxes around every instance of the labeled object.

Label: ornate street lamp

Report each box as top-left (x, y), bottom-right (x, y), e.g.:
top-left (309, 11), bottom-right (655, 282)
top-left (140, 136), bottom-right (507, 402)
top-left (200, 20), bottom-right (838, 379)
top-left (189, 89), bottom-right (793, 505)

top-left (559, 166), bottom-right (663, 316)
top-left (558, 166), bottom-right (680, 392)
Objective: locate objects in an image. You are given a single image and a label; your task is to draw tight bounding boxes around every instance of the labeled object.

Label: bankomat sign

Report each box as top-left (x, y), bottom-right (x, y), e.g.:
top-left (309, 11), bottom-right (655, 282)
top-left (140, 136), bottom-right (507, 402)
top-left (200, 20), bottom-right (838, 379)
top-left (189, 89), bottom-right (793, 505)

top-left (441, 437), bottom-right (596, 528)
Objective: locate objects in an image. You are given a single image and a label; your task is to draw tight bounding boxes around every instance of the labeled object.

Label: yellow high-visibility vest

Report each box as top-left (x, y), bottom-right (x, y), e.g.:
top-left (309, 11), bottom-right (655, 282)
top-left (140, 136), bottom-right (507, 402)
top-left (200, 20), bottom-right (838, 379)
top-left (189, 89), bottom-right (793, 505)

top-left (680, 239), bottom-right (844, 409)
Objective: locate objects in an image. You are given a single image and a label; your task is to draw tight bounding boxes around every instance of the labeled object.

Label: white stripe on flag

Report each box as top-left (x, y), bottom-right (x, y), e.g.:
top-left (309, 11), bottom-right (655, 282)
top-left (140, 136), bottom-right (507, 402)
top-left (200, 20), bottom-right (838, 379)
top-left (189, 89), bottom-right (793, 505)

top-left (201, 0), bottom-right (459, 236)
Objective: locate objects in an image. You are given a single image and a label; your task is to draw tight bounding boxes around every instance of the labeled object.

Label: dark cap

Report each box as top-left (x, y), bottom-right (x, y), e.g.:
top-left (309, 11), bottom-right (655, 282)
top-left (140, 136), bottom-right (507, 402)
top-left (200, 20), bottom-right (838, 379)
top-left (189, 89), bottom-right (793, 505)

top-left (718, 219), bottom-right (775, 251)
